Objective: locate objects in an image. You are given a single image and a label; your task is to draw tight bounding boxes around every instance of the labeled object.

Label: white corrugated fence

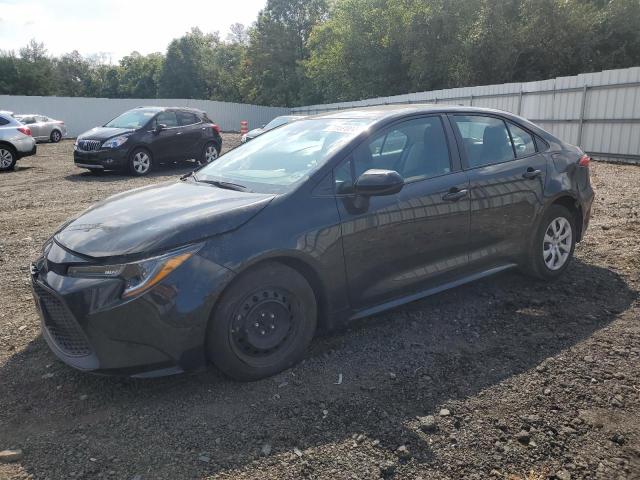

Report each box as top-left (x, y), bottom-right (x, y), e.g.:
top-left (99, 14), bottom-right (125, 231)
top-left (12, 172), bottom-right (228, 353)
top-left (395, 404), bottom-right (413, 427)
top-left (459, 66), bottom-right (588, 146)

top-left (292, 67), bottom-right (640, 164)
top-left (0, 96), bottom-right (290, 137)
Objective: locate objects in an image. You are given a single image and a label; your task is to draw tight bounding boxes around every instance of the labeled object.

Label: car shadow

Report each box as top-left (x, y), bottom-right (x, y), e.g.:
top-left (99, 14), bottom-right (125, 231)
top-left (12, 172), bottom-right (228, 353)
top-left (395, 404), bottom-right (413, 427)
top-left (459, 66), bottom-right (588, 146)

top-left (0, 259), bottom-right (636, 479)
top-left (63, 161), bottom-right (198, 183)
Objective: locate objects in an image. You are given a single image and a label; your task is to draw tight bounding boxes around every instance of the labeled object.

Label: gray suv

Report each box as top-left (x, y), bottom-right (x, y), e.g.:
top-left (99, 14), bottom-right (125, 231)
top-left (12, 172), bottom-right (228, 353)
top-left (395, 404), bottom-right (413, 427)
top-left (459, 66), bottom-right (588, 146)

top-left (0, 112), bottom-right (37, 171)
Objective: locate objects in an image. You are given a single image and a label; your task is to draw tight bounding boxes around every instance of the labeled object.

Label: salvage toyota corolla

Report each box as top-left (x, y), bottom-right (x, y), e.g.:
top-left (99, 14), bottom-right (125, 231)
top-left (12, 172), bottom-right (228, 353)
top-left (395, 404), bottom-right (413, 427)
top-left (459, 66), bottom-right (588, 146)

top-left (31, 106), bottom-right (594, 380)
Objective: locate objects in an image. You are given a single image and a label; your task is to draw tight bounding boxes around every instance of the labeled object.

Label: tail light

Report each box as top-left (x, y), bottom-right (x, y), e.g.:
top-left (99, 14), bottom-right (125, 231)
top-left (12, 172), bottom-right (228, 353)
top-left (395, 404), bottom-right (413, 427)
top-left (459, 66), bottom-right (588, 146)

top-left (578, 154), bottom-right (590, 167)
top-left (17, 126), bottom-right (32, 136)
top-left (212, 124), bottom-right (221, 134)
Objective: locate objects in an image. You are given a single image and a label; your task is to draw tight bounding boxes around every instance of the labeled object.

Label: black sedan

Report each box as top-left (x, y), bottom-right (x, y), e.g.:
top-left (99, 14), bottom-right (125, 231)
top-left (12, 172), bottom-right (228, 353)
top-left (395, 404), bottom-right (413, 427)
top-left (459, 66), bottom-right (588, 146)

top-left (74, 106), bottom-right (222, 176)
top-left (31, 105), bottom-right (594, 380)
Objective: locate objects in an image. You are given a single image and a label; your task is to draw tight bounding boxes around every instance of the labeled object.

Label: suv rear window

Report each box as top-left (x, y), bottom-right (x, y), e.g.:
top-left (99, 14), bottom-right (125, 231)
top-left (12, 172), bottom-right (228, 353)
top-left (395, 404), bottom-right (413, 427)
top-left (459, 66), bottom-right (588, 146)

top-left (177, 111), bottom-right (200, 126)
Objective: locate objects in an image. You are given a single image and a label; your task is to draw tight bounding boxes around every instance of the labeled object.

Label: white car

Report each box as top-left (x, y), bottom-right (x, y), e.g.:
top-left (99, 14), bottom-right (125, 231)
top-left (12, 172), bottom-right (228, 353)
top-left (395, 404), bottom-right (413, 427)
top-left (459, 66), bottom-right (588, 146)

top-left (0, 112), bottom-right (37, 171)
top-left (15, 114), bottom-right (67, 143)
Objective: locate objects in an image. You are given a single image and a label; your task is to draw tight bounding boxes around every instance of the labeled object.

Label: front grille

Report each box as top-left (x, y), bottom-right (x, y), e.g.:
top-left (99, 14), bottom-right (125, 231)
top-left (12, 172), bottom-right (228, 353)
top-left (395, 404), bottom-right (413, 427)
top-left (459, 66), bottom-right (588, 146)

top-left (77, 139), bottom-right (102, 152)
top-left (34, 284), bottom-right (91, 357)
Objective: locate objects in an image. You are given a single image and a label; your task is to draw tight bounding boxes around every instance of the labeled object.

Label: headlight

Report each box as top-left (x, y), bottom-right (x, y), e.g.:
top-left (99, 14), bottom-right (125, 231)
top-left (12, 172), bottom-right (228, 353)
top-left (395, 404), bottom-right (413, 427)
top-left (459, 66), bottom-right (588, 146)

top-left (102, 135), bottom-right (129, 149)
top-left (67, 244), bottom-right (202, 299)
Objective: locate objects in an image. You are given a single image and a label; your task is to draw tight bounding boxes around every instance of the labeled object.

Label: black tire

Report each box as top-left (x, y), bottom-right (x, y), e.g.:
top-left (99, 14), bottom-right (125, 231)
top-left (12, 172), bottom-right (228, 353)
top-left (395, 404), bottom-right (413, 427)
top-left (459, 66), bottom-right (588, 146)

top-left (129, 148), bottom-right (153, 176)
top-left (199, 142), bottom-right (220, 165)
top-left (521, 204), bottom-right (576, 280)
top-left (0, 145), bottom-right (17, 171)
top-left (50, 130), bottom-right (62, 143)
top-left (207, 262), bottom-right (317, 381)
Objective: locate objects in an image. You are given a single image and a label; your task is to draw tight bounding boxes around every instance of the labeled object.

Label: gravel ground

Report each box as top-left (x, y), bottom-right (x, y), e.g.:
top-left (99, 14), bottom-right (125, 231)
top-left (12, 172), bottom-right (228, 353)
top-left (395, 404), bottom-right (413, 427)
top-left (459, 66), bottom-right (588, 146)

top-left (0, 138), bottom-right (638, 480)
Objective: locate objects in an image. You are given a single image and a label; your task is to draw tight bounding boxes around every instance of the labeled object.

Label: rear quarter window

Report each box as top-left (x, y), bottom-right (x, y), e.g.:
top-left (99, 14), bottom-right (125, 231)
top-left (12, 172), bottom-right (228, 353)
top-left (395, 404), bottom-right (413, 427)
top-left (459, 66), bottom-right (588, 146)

top-left (0, 116), bottom-right (9, 126)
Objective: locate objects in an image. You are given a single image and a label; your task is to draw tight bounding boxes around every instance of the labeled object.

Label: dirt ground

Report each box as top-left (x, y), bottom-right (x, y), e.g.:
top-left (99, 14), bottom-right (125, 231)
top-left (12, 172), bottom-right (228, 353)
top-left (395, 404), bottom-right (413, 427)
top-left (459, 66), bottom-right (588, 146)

top-left (0, 138), bottom-right (638, 480)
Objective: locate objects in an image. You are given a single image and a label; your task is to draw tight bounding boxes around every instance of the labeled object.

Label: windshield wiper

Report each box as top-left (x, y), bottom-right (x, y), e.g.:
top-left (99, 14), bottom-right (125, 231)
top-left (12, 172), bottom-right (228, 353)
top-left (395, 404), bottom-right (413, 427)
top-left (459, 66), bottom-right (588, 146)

top-left (198, 179), bottom-right (252, 192)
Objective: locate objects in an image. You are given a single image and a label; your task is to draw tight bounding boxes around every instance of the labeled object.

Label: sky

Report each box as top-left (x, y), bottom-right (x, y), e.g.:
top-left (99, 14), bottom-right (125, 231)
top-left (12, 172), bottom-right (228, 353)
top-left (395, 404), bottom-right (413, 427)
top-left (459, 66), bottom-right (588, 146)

top-left (0, 0), bottom-right (267, 62)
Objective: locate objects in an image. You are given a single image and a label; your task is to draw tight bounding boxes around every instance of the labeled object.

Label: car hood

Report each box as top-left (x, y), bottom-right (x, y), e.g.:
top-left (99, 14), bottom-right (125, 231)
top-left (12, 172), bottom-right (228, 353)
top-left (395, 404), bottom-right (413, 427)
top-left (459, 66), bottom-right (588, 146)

top-left (79, 126), bottom-right (135, 141)
top-left (55, 181), bottom-right (275, 258)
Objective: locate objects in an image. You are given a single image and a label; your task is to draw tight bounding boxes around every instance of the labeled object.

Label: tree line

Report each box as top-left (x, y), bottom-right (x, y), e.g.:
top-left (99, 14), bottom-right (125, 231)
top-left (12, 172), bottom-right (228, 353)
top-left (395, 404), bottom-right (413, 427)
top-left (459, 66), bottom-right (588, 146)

top-left (1, 0), bottom-right (639, 107)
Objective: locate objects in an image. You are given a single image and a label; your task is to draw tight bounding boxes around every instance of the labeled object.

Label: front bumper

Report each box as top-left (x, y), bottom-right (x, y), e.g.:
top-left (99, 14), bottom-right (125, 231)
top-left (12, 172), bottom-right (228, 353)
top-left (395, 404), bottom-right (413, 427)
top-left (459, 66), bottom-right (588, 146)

top-left (74, 147), bottom-right (129, 170)
top-left (30, 243), bottom-right (234, 377)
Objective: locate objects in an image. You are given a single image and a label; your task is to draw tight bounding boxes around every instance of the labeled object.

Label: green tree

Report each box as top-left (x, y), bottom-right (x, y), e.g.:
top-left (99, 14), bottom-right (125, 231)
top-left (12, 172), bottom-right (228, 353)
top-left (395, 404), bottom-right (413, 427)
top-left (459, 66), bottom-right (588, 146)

top-left (15, 40), bottom-right (54, 96)
top-left (53, 51), bottom-right (92, 97)
top-left (119, 52), bottom-right (163, 98)
top-left (0, 51), bottom-right (19, 95)
top-left (242, 0), bottom-right (328, 106)
top-left (158, 28), bottom-right (214, 99)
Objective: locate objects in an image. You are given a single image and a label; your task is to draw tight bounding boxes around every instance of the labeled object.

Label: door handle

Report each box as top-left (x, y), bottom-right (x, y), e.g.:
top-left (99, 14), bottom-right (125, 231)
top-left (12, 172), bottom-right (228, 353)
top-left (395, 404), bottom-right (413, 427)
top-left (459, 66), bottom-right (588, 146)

top-left (442, 188), bottom-right (468, 202)
top-left (176, 131), bottom-right (183, 135)
top-left (522, 168), bottom-right (542, 179)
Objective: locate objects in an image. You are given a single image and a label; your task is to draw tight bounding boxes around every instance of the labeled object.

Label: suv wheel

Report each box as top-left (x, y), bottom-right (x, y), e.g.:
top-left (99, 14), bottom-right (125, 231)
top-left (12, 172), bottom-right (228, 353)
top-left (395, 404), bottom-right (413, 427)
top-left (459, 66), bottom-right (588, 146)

top-left (522, 204), bottom-right (576, 280)
top-left (207, 262), bottom-right (317, 381)
top-left (129, 148), bottom-right (153, 176)
top-left (50, 130), bottom-right (62, 143)
top-left (0, 146), bottom-right (17, 171)
top-left (200, 142), bottom-right (219, 165)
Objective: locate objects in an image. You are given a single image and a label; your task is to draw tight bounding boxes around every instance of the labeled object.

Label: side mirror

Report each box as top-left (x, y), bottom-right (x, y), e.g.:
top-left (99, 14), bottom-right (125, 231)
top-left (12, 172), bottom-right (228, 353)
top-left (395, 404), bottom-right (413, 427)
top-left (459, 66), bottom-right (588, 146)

top-left (155, 123), bottom-right (167, 133)
top-left (354, 169), bottom-right (404, 196)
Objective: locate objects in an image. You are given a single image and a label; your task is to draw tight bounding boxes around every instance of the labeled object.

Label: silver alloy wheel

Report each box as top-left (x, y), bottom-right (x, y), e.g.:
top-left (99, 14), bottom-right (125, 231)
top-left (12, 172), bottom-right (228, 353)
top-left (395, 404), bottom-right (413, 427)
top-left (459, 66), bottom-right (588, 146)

top-left (0, 148), bottom-right (13, 169)
top-left (205, 144), bottom-right (218, 164)
top-left (132, 151), bottom-right (151, 174)
top-left (51, 131), bottom-right (61, 142)
top-left (543, 216), bottom-right (572, 270)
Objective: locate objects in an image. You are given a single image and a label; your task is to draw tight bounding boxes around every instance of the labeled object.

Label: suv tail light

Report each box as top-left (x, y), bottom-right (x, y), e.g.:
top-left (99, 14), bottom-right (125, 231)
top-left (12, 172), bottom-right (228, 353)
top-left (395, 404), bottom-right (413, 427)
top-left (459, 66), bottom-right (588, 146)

top-left (212, 124), bottom-right (221, 134)
top-left (17, 126), bottom-right (32, 136)
top-left (578, 154), bottom-right (590, 167)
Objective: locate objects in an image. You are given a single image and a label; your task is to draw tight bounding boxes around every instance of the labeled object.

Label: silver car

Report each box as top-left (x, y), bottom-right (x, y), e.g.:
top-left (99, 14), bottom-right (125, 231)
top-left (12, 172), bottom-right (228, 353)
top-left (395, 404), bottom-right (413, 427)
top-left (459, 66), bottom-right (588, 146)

top-left (15, 114), bottom-right (67, 143)
top-left (0, 112), bottom-right (37, 171)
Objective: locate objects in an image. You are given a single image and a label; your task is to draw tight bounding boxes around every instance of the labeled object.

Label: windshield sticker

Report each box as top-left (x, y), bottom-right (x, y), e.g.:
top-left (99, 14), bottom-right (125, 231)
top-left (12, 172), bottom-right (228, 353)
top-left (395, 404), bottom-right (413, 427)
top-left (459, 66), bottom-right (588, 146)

top-left (323, 124), bottom-right (361, 134)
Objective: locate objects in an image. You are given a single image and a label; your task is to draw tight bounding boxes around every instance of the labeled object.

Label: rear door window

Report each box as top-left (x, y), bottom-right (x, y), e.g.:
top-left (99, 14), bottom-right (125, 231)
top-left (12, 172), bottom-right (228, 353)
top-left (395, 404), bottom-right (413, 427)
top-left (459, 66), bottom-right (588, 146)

top-left (177, 111), bottom-right (200, 126)
top-left (507, 122), bottom-right (536, 158)
top-left (452, 115), bottom-right (515, 168)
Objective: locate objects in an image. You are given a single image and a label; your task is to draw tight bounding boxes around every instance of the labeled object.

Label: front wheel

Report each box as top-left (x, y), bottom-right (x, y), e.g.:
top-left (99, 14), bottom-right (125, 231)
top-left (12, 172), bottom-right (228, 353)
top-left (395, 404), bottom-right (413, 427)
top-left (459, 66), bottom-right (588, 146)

top-left (0, 146), bottom-right (17, 171)
top-left (129, 148), bottom-right (153, 176)
top-left (522, 204), bottom-right (576, 280)
top-left (199, 142), bottom-right (219, 165)
top-left (207, 262), bottom-right (317, 381)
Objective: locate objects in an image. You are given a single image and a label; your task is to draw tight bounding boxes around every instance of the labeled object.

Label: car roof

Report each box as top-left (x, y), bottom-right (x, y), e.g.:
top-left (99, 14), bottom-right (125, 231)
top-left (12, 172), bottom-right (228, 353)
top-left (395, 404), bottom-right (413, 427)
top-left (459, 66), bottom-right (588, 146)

top-left (134, 106), bottom-right (206, 114)
top-left (312, 104), bottom-right (515, 120)
top-left (310, 104), bottom-right (558, 143)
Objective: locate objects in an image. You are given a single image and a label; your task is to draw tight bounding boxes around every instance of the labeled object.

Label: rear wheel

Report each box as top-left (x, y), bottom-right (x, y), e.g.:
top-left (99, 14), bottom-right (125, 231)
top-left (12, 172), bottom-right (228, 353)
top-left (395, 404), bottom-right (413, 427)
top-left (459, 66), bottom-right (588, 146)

top-left (129, 148), bottom-right (153, 176)
top-left (0, 146), bottom-right (16, 171)
top-left (207, 262), bottom-right (317, 381)
top-left (50, 130), bottom-right (62, 143)
top-left (522, 204), bottom-right (576, 280)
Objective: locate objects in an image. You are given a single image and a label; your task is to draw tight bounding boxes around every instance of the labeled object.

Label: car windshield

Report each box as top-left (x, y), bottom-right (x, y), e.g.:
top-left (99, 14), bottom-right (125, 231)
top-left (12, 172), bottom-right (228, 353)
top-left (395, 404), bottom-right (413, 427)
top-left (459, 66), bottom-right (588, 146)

top-left (197, 118), bottom-right (370, 193)
top-left (104, 109), bottom-right (157, 129)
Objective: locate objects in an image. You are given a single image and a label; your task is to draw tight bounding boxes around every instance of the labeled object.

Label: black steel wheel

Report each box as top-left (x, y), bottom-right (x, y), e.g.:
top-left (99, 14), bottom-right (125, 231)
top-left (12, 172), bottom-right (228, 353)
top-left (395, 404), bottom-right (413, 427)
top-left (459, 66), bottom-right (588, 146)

top-left (207, 262), bottom-right (317, 381)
